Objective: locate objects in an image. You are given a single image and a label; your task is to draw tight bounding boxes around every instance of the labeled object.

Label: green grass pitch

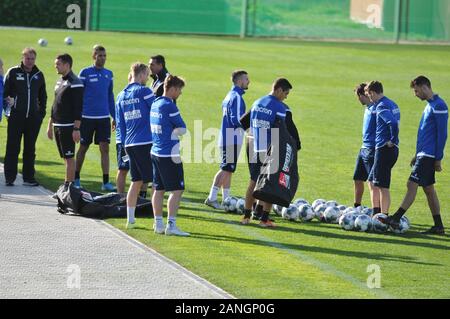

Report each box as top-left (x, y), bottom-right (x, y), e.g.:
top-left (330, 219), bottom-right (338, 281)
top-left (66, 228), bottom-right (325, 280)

top-left (0, 28), bottom-right (449, 298)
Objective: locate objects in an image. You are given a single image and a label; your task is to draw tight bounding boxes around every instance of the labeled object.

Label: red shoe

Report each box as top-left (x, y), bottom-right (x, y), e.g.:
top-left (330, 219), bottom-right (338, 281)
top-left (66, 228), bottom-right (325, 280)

top-left (259, 220), bottom-right (276, 228)
top-left (240, 217), bottom-right (251, 225)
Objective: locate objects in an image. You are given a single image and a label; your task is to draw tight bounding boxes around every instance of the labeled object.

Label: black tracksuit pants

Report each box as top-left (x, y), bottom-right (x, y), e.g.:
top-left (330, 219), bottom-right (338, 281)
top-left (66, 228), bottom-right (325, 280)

top-left (4, 113), bottom-right (43, 183)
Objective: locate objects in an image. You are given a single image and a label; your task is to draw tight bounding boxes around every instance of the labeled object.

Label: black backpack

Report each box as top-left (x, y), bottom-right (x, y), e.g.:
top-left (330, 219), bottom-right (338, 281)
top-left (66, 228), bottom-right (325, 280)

top-left (54, 182), bottom-right (153, 219)
top-left (252, 118), bottom-right (299, 208)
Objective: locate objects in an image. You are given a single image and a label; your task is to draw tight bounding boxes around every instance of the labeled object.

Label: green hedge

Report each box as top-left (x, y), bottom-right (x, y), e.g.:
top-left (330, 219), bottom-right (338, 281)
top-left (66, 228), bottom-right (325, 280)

top-left (0, 0), bottom-right (86, 29)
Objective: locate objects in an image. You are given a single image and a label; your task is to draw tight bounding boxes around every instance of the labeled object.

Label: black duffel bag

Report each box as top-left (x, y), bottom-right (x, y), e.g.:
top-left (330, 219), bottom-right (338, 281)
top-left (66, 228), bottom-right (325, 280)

top-left (54, 182), bottom-right (153, 219)
top-left (252, 118), bottom-right (299, 208)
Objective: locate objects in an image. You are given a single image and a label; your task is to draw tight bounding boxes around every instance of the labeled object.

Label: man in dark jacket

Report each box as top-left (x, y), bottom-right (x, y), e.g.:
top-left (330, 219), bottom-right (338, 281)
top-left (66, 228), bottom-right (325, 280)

top-left (3, 47), bottom-right (47, 186)
top-left (149, 55), bottom-right (170, 97)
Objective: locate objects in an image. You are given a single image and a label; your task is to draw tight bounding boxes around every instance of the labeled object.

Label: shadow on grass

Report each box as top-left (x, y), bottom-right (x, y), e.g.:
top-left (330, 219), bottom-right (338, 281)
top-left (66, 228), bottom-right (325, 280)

top-left (187, 231), bottom-right (441, 266)
top-left (181, 213), bottom-right (450, 251)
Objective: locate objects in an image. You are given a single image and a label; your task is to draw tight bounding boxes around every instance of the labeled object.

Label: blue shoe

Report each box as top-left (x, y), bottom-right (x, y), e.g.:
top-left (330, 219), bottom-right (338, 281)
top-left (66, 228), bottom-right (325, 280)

top-left (101, 182), bottom-right (117, 192)
top-left (73, 179), bottom-right (81, 188)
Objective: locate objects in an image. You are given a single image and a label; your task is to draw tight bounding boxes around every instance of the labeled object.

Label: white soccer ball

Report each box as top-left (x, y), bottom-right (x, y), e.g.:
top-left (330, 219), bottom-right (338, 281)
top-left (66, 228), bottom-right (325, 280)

top-left (223, 196), bottom-right (238, 212)
top-left (282, 204), bottom-right (299, 221)
top-left (323, 206), bottom-right (341, 224)
top-left (314, 203), bottom-right (327, 222)
top-left (235, 198), bottom-right (245, 214)
top-left (354, 214), bottom-right (373, 232)
top-left (355, 205), bottom-right (368, 213)
top-left (339, 212), bottom-right (358, 231)
top-left (372, 213), bottom-right (389, 233)
top-left (64, 36), bottom-right (73, 45)
top-left (293, 198), bottom-right (309, 207)
top-left (337, 205), bottom-right (347, 212)
top-left (343, 207), bottom-right (356, 215)
top-left (38, 38), bottom-right (48, 47)
top-left (272, 204), bottom-right (283, 216)
top-left (298, 204), bottom-right (315, 222)
top-left (390, 216), bottom-right (410, 234)
top-left (325, 200), bottom-right (338, 207)
top-left (362, 207), bottom-right (374, 217)
top-left (312, 199), bottom-right (326, 210)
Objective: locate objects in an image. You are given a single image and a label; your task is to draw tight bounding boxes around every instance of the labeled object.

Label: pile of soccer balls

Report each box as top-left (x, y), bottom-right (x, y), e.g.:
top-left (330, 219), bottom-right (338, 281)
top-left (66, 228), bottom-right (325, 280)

top-left (223, 196), bottom-right (246, 214)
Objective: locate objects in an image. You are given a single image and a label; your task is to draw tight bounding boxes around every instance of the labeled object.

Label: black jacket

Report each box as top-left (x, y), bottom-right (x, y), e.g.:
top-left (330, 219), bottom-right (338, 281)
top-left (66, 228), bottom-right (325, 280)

top-left (51, 71), bottom-right (84, 125)
top-left (3, 63), bottom-right (47, 119)
top-left (151, 68), bottom-right (169, 97)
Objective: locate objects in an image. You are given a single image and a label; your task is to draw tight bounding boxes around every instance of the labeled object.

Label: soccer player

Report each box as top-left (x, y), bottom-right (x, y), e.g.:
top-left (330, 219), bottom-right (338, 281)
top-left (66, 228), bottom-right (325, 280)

top-left (47, 54), bottom-right (83, 183)
top-left (3, 47), bottom-right (47, 187)
top-left (150, 75), bottom-right (189, 236)
top-left (353, 83), bottom-right (380, 212)
top-left (205, 70), bottom-right (250, 209)
top-left (386, 76), bottom-right (448, 235)
top-left (365, 81), bottom-right (400, 215)
top-left (75, 45), bottom-right (116, 191)
top-left (149, 55), bottom-right (170, 97)
top-left (241, 78), bottom-right (292, 227)
top-left (115, 63), bottom-right (155, 229)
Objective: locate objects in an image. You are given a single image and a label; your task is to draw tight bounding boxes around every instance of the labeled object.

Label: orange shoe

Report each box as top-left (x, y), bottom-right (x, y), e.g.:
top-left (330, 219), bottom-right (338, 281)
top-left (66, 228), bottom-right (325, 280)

top-left (240, 217), bottom-right (251, 225)
top-left (259, 220), bottom-right (276, 228)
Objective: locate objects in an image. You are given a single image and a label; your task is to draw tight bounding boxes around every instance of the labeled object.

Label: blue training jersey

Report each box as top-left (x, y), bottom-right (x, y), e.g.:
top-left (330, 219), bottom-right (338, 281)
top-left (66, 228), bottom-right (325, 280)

top-left (362, 103), bottom-right (377, 149)
top-left (115, 83), bottom-right (155, 147)
top-left (79, 66), bottom-right (115, 119)
top-left (416, 94), bottom-right (448, 160)
top-left (250, 94), bottom-right (287, 153)
top-left (219, 85), bottom-right (246, 147)
top-left (150, 96), bottom-right (186, 157)
top-left (375, 96), bottom-right (400, 149)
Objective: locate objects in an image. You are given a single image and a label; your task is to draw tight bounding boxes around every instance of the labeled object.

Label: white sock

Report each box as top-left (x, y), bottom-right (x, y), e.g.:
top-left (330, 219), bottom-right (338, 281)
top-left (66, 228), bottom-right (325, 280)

top-left (208, 186), bottom-right (219, 201)
top-left (155, 215), bottom-right (163, 225)
top-left (127, 207), bottom-right (135, 224)
top-left (168, 216), bottom-right (176, 227)
top-left (222, 188), bottom-right (230, 201)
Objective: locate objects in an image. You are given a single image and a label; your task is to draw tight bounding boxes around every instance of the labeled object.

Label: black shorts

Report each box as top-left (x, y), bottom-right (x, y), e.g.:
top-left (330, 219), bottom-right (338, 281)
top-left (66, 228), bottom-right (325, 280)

top-left (409, 156), bottom-right (436, 187)
top-left (116, 143), bottom-right (129, 171)
top-left (368, 146), bottom-right (399, 189)
top-left (125, 144), bottom-right (153, 183)
top-left (54, 126), bottom-right (75, 159)
top-left (152, 155), bottom-right (185, 191)
top-left (353, 148), bottom-right (375, 181)
top-left (80, 118), bottom-right (111, 145)
top-left (249, 151), bottom-right (267, 182)
top-left (220, 144), bottom-right (242, 173)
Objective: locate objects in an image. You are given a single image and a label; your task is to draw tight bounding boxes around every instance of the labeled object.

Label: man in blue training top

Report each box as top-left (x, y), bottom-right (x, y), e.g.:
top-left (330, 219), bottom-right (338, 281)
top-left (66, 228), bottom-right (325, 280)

top-left (115, 63), bottom-right (155, 229)
top-left (386, 76), bottom-right (448, 235)
top-left (241, 78), bottom-right (292, 228)
top-left (205, 70), bottom-right (250, 209)
top-left (75, 45), bottom-right (116, 191)
top-left (365, 81), bottom-right (400, 215)
top-left (353, 83), bottom-right (380, 213)
top-left (150, 75), bottom-right (189, 236)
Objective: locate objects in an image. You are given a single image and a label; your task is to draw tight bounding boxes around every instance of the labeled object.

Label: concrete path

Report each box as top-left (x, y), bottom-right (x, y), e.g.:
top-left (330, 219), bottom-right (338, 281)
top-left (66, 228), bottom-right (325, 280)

top-left (0, 164), bottom-right (232, 299)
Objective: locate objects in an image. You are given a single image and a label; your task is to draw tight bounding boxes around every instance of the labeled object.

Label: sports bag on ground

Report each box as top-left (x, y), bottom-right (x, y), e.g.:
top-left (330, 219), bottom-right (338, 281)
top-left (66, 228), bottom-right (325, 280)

top-left (252, 118), bottom-right (299, 208)
top-left (54, 182), bottom-right (152, 219)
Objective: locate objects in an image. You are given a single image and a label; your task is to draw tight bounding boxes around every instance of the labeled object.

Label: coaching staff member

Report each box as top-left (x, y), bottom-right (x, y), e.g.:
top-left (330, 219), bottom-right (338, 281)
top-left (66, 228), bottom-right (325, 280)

top-left (387, 76), bottom-right (448, 235)
top-left (3, 47), bottom-right (47, 186)
top-left (47, 54), bottom-right (83, 183)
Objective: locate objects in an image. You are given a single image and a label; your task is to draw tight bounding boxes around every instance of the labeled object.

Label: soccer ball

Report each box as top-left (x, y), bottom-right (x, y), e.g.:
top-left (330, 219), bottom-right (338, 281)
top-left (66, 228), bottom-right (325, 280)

top-left (272, 204), bottom-right (283, 216)
top-left (343, 207), bottom-right (356, 215)
top-left (354, 214), bottom-right (373, 232)
top-left (323, 206), bottom-right (341, 224)
top-left (339, 212), bottom-right (358, 231)
top-left (38, 38), bottom-right (48, 47)
top-left (337, 205), bottom-right (347, 212)
top-left (298, 204), bottom-right (315, 222)
top-left (361, 207), bottom-right (374, 217)
top-left (372, 213), bottom-right (389, 233)
top-left (312, 199), bottom-right (326, 210)
top-left (355, 205), bottom-right (368, 213)
top-left (282, 204), bottom-right (299, 221)
top-left (235, 198), bottom-right (245, 214)
top-left (325, 200), bottom-right (338, 207)
top-left (293, 198), bottom-right (309, 207)
top-left (223, 196), bottom-right (238, 212)
top-left (390, 216), bottom-right (410, 234)
top-left (64, 36), bottom-right (73, 45)
top-left (314, 203), bottom-right (327, 222)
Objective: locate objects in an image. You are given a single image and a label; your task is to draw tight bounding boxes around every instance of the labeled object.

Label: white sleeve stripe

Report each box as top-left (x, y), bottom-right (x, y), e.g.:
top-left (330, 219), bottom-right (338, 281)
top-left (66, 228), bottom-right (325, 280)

top-left (433, 110), bottom-right (448, 114)
top-left (169, 112), bottom-right (180, 117)
top-left (276, 112), bottom-right (286, 117)
top-left (71, 84), bottom-right (84, 88)
top-left (78, 77), bottom-right (86, 80)
top-left (143, 94), bottom-right (154, 100)
top-left (236, 97), bottom-right (242, 124)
